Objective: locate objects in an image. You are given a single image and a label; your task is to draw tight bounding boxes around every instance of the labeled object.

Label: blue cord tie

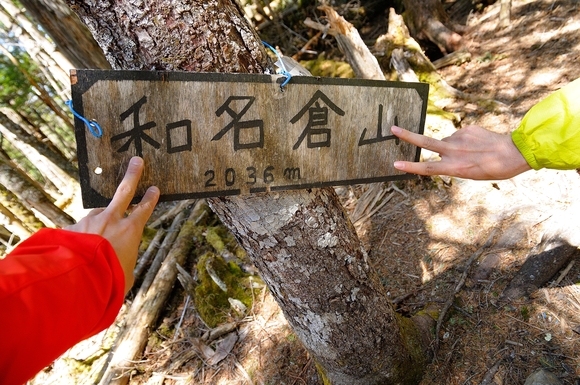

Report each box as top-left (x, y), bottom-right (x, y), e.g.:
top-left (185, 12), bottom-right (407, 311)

top-left (262, 41), bottom-right (292, 88)
top-left (65, 100), bottom-right (103, 138)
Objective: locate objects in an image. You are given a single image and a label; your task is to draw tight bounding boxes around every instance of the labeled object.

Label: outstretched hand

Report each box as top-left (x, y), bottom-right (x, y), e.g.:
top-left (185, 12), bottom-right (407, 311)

top-left (391, 125), bottom-right (532, 180)
top-left (66, 157), bottom-right (160, 293)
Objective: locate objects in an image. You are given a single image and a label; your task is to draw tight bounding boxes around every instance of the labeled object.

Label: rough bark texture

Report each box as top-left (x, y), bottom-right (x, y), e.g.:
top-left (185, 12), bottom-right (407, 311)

top-left (0, 161), bottom-right (74, 228)
top-left (67, 0), bottom-right (269, 72)
top-left (18, 0), bottom-right (111, 69)
top-left (208, 189), bottom-right (430, 384)
top-left (67, 1), bottom-right (432, 383)
top-left (0, 109), bottom-right (77, 179)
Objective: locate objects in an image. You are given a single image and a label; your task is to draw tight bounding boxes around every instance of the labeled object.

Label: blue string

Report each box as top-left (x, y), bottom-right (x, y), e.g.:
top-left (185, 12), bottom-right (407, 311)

top-left (65, 100), bottom-right (103, 138)
top-left (262, 41), bottom-right (292, 88)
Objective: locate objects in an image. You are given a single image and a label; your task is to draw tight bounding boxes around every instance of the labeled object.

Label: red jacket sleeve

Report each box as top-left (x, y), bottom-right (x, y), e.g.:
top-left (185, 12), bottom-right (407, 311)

top-left (0, 228), bottom-right (125, 385)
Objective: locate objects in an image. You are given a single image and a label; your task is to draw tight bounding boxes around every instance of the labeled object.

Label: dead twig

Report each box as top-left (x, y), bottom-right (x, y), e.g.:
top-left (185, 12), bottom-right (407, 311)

top-left (133, 228), bottom-right (165, 281)
top-left (550, 259), bottom-right (575, 287)
top-left (434, 230), bottom-right (497, 354)
top-left (477, 356), bottom-right (504, 385)
top-left (98, 203), bottom-right (204, 385)
top-left (149, 199), bottom-right (197, 229)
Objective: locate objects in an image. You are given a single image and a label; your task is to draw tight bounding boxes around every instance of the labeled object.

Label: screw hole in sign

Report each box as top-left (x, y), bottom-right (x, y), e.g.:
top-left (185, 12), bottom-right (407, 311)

top-left (94, 167), bottom-right (103, 175)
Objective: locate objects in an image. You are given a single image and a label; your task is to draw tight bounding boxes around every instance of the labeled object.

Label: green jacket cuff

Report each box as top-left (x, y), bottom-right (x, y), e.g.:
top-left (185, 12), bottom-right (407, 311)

top-left (511, 129), bottom-right (541, 170)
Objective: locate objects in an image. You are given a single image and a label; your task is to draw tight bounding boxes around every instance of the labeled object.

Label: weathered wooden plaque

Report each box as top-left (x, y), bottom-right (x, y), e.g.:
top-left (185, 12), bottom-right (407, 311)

top-left (71, 70), bottom-right (428, 208)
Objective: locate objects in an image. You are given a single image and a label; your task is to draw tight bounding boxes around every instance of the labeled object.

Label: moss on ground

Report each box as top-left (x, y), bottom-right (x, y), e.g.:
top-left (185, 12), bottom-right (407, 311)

top-left (193, 252), bottom-right (259, 328)
top-left (138, 226), bottom-right (157, 254)
top-left (301, 54), bottom-right (355, 78)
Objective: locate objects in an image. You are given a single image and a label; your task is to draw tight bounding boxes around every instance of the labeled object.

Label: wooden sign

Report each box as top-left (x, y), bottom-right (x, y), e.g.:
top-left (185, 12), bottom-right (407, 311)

top-left (71, 70), bottom-right (428, 208)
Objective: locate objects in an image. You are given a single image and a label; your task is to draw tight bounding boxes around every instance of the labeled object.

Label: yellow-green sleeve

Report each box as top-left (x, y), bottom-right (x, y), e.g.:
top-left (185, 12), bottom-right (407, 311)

top-left (512, 77), bottom-right (580, 170)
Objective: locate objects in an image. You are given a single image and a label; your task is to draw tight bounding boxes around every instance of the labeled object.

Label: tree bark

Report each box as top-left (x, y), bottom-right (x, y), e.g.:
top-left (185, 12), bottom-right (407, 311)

top-left (18, 0), bottom-right (110, 69)
top-left (0, 108), bottom-right (77, 178)
top-left (0, 158), bottom-right (74, 228)
top-left (0, 44), bottom-right (74, 131)
top-left (0, 0), bottom-right (72, 92)
top-left (209, 189), bottom-right (432, 384)
top-left (67, 1), bottom-right (433, 383)
top-left (0, 113), bottom-right (78, 197)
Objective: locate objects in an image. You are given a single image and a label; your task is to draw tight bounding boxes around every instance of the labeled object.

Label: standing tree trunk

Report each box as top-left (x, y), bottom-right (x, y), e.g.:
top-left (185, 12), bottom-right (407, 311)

top-left (18, 0), bottom-right (110, 69)
top-left (0, 44), bottom-right (74, 131)
top-left (0, 108), bottom-right (77, 178)
top-left (0, 112), bottom-right (79, 197)
top-left (0, 0), bottom-right (72, 93)
top-left (67, 1), bottom-right (435, 383)
top-left (0, 157), bottom-right (74, 228)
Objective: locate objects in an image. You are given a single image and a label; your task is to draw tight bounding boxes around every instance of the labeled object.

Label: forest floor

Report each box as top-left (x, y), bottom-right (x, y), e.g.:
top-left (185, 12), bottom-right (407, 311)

top-left (31, 0), bottom-right (580, 384)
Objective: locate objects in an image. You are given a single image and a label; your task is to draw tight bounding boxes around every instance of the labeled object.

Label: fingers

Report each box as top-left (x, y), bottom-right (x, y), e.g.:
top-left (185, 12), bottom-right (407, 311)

top-left (394, 160), bottom-right (448, 176)
top-left (126, 186), bottom-right (160, 227)
top-left (391, 126), bottom-right (447, 154)
top-left (86, 208), bottom-right (106, 217)
top-left (392, 126), bottom-right (454, 176)
top-left (108, 157), bottom-right (145, 215)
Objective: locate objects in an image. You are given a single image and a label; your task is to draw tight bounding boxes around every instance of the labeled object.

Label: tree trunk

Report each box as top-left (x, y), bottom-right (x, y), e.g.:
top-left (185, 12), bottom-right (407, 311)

top-left (0, 190), bottom-right (39, 237)
top-left (0, 158), bottom-right (74, 228)
top-left (18, 0), bottom-right (110, 69)
top-left (0, 125), bottom-right (74, 199)
top-left (24, 107), bottom-right (76, 159)
top-left (0, 0), bottom-right (72, 92)
top-left (0, 108), bottom-right (77, 178)
top-left (0, 44), bottom-right (74, 131)
top-left (67, 1), bottom-right (434, 383)
top-left (402, 0), bottom-right (463, 54)
top-left (0, 112), bottom-right (78, 197)
top-left (209, 189), bottom-right (433, 384)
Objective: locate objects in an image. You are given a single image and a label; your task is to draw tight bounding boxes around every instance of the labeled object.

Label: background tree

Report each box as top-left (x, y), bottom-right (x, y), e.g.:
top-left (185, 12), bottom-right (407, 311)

top-left (0, 153), bottom-right (74, 227)
top-left (0, 2), bottom-right (79, 246)
top-left (0, 0), bottom-right (71, 96)
top-left (17, 0), bottom-right (110, 69)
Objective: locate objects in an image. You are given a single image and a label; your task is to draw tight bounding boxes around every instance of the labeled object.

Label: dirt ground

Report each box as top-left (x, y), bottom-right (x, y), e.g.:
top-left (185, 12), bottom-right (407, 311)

top-left (31, 1), bottom-right (580, 384)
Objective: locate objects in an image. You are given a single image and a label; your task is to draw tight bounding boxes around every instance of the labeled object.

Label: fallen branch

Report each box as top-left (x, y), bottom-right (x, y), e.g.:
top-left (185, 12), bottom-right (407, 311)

top-left (432, 49), bottom-right (471, 69)
top-left (98, 202), bottom-right (204, 385)
top-left (500, 237), bottom-right (579, 302)
top-left (148, 199), bottom-right (197, 229)
top-left (133, 228), bottom-right (165, 282)
top-left (138, 208), bottom-right (189, 294)
top-left (434, 230), bottom-right (496, 354)
top-left (477, 356), bottom-right (504, 385)
top-left (304, 5), bottom-right (385, 80)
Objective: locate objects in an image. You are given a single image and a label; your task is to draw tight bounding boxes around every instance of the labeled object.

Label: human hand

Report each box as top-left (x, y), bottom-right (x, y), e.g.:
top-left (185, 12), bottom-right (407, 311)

top-left (391, 125), bottom-right (532, 180)
top-left (66, 157), bottom-right (160, 293)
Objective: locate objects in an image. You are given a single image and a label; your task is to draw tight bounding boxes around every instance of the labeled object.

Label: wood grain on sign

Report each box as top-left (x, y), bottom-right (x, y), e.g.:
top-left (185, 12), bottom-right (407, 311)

top-left (71, 70), bottom-right (428, 208)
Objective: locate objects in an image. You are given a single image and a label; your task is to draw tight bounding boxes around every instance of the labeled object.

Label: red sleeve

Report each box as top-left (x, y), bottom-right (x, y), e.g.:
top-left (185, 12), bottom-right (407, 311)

top-left (0, 228), bottom-right (125, 385)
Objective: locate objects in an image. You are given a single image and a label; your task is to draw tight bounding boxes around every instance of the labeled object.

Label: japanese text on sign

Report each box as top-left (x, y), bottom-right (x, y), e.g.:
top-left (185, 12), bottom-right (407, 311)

top-left (71, 70), bottom-right (428, 208)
